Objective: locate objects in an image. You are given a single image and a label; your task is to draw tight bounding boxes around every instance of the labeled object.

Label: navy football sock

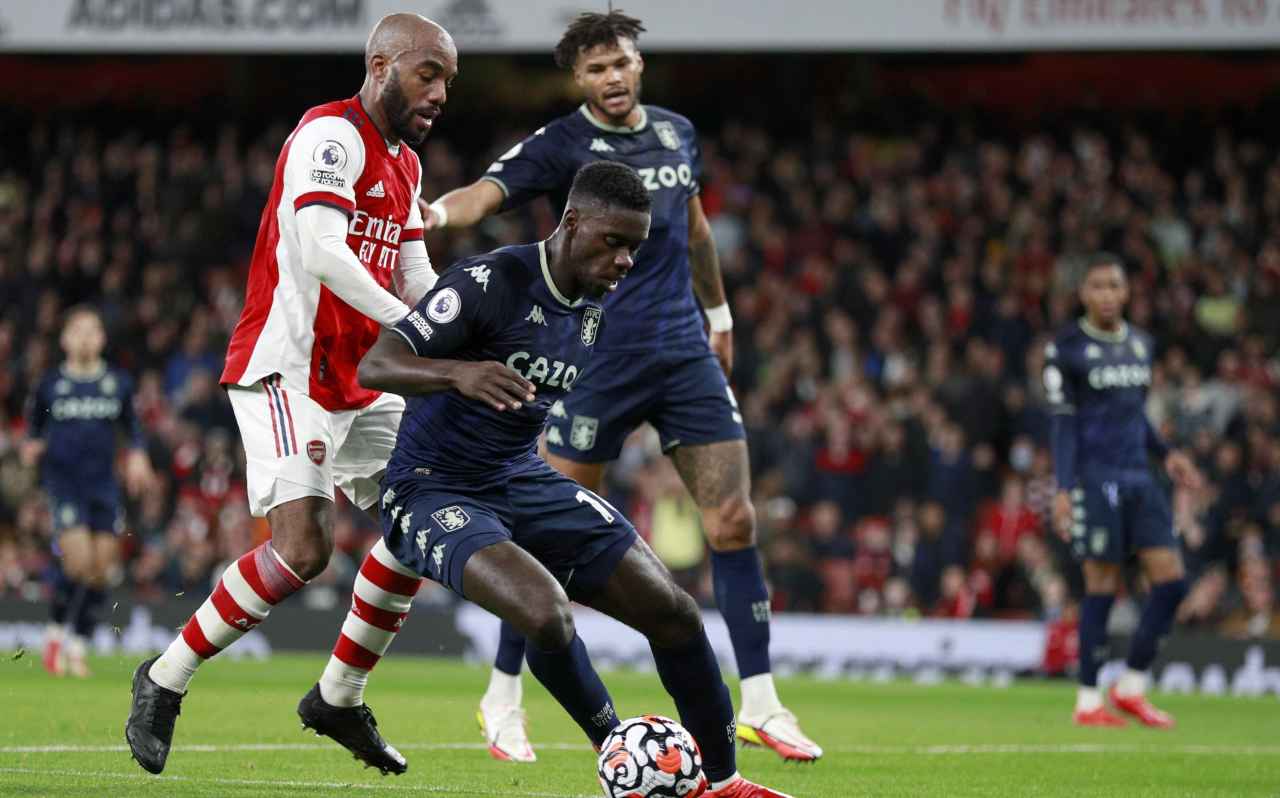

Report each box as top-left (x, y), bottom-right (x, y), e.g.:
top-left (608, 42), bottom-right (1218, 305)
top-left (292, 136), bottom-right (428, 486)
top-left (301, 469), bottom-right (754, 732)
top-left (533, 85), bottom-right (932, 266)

top-left (1078, 594), bottom-right (1115, 688)
top-left (494, 620), bottom-right (527, 676)
top-left (1126, 579), bottom-right (1188, 672)
top-left (524, 632), bottom-right (618, 748)
top-left (651, 632), bottom-right (737, 784)
top-left (73, 587), bottom-right (106, 639)
top-left (49, 567), bottom-right (74, 626)
top-left (710, 547), bottom-right (772, 679)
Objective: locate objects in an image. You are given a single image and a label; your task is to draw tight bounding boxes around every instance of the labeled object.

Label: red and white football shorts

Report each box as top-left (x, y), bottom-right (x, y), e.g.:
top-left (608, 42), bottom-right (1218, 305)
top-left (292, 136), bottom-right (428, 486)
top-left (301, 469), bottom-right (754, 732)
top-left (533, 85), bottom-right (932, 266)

top-left (228, 375), bottom-right (404, 517)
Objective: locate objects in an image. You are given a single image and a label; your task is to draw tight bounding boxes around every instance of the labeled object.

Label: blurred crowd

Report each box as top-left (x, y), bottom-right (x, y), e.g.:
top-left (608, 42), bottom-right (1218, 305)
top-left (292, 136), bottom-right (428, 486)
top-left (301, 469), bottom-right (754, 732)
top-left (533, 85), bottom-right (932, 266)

top-left (0, 104), bottom-right (1277, 639)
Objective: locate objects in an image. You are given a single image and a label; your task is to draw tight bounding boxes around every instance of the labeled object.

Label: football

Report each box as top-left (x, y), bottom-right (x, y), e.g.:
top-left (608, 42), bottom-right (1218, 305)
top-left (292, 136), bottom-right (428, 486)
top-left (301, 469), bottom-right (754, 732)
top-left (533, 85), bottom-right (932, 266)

top-left (597, 715), bottom-right (707, 798)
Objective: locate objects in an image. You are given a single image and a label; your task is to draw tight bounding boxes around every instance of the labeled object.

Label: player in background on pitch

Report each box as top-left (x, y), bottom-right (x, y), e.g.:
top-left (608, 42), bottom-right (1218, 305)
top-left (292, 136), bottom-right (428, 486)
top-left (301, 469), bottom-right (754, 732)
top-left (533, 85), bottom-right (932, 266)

top-left (306, 160), bottom-right (793, 798)
top-left (1045, 253), bottom-right (1202, 728)
top-left (124, 13), bottom-right (455, 775)
top-left (23, 306), bottom-right (153, 678)
top-left (410, 9), bottom-right (820, 763)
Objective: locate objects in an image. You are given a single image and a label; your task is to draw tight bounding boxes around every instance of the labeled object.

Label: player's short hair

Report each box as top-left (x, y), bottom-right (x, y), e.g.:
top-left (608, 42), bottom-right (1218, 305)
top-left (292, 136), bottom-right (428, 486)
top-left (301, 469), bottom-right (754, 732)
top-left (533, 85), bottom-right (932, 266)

top-left (554, 10), bottom-right (645, 70)
top-left (63, 304), bottom-right (103, 327)
top-left (567, 161), bottom-right (651, 215)
top-left (1083, 252), bottom-right (1126, 279)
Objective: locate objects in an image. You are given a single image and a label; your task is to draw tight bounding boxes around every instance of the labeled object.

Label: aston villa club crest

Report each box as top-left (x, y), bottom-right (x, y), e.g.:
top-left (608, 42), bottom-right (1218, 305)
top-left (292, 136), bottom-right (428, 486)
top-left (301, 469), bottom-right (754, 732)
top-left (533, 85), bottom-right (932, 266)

top-left (653, 120), bottom-right (681, 151)
top-left (570, 415), bottom-right (598, 451)
top-left (581, 307), bottom-right (602, 346)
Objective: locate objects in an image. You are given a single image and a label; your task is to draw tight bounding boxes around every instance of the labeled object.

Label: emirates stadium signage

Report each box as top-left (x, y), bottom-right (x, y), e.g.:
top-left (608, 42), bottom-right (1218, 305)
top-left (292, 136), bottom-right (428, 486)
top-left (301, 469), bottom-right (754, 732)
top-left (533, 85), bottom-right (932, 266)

top-left (2, 0), bottom-right (1279, 52)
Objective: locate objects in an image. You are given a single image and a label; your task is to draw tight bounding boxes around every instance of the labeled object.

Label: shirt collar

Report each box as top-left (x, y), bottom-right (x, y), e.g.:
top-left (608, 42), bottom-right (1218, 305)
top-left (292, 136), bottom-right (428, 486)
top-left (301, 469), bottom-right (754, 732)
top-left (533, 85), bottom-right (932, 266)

top-left (1078, 317), bottom-right (1129, 344)
top-left (578, 103), bottom-right (648, 134)
top-left (538, 240), bottom-right (584, 308)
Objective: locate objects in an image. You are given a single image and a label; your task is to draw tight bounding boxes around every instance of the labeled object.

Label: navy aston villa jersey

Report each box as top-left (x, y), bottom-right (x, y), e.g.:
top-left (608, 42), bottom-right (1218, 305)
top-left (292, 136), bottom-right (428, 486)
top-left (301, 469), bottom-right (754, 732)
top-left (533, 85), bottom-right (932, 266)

top-left (27, 364), bottom-right (142, 489)
top-left (481, 104), bottom-right (703, 354)
top-left (1044, 320), bottom-right (1155, 476)
top-left (387, 242), bottom-right (604, 482)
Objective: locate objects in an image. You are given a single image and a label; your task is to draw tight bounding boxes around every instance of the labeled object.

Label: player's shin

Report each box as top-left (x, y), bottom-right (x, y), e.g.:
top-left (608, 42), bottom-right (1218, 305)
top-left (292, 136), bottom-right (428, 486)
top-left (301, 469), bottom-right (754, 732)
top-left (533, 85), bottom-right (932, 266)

top-left (319, 539), bottom-right (423, 707)
top-left (524, 632), bottom-right (618, 748)
top-left (149, 542), bottom-right (304, 693)
top-left (1076, 594), bottom-right (1116, 709)
top-left (1120, 578), bottom-right (1188, 692)
top-left (710, 548), bottom-right (775, 706)
top-left (650, 632), bottom-right (738, 787)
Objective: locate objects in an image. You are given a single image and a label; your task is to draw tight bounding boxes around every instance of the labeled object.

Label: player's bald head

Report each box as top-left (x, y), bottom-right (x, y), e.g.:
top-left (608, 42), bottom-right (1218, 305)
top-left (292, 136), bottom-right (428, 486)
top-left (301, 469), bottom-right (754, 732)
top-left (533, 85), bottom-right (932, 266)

top-left (365, 13), bottom-right (455, 73)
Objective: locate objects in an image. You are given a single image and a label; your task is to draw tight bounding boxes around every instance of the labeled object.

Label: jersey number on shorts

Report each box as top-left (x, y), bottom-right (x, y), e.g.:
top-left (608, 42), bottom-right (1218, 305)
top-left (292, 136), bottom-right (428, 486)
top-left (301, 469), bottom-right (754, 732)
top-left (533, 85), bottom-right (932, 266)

top-left (575, 490), bottom-right (615, 524)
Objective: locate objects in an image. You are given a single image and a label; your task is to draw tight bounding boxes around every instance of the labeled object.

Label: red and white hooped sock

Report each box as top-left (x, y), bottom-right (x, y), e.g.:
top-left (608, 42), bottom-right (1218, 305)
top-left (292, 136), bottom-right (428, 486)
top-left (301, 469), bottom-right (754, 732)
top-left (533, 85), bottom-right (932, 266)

top-left (148, 542), bottom-right (305, 694)
top-left (319, 539), bottom-right (423, 708)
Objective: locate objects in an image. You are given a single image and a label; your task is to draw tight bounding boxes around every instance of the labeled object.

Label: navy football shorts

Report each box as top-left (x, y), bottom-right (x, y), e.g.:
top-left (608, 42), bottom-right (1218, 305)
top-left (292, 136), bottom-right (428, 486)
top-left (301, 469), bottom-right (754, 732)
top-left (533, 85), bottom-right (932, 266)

top-left (544, 346), bottom-right (745, 463)
top-left (1069, 469), bottom-right (1177, 562)
top-left (380, 460), bottom-right (637, 602)
top-left (46, 481), bottom-right (123, 537)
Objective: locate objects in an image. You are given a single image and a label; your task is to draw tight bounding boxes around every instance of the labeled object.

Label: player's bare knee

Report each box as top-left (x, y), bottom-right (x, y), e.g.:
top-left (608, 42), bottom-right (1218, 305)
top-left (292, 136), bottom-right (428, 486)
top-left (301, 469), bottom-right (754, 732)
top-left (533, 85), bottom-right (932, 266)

top-left (645, 587), bottom-right (702, 648)
top-left (705, 494), bottom-right (756, 551)
top-left (525, 600), bottom-right (576, 652)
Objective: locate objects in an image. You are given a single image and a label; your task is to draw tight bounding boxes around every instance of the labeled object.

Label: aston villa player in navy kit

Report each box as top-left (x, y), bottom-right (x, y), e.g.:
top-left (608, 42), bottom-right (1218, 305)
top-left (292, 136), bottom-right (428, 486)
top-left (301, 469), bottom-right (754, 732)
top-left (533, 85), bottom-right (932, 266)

top-left (22, 306), bottom-right (152, 678)
top-left (300, 163), bottom-right (793, 798)
top-left (419, 10), bottom-right (820, 763)
top-left (1045, 254), bottom-right (1202, 728)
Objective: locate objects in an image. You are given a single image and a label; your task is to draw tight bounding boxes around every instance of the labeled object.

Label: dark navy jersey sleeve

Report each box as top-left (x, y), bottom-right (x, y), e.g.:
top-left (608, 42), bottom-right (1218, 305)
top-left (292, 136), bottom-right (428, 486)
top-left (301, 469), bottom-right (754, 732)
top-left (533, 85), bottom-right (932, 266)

top-left (26, 376), bottom-right (52, 439)
top-left (116, 371), bottom-right (144, 449)
top-left (392, 256), bottom-right (515, 358)
top-left (481, 125), bottom-right (576, 212)
top-left (680, 114), bottom-right (703, 197)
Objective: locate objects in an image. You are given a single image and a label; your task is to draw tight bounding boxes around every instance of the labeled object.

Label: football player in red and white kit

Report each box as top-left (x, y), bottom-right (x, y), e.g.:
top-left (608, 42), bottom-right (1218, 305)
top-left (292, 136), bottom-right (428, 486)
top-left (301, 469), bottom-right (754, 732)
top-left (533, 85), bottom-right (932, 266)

top-left (125, 13), bottom-right (456, 776)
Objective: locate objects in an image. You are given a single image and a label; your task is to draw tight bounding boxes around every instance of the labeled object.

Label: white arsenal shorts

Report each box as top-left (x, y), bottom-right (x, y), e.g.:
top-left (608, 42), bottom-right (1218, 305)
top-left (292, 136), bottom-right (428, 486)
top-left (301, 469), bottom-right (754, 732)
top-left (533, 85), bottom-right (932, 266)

top-left (227, 375), bottom-right (404, 517)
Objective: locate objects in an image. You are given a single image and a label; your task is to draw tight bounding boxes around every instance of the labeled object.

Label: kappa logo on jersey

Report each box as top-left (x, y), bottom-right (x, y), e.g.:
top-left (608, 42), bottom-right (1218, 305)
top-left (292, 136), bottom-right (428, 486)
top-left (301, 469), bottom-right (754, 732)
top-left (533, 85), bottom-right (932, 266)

top-left (465, 263), bottom-right (491, 292)
top-left (1085, 344), bottom-right (1103, 360)
top-left (546, 425), bottom-right (565, 447)
top-left (400, 511), bottom-right (414, 537)
top-left (581, 307), bottom-right (602, 346)
top-left (432, 543), bottom-right (446, 571)
top-left (589, 138), bottom-right (615, 153)
top-left (416, 528), bottom-right (430, 555)
top-left (381, 487), bottom-right (397, 509)
top-left (307, 439), bottom-right (326, 465)
top-left (1132, 339), bottom-right (1147, 359)
top-left (526, 305), bottom-right (547, 326)
top-left (100, 374), bottom-right (117, 395)
top-left (549, 400), bottom-right (568, 419)
top-left (571, 415), bottom-right (598, 451)
top-left (366, 180), bottom-right (386, 198)
top-left (427, 288), bottom-right (461, 323)
top-left (55, 379), bottom-right (71, 396)
top-left (432, 505), bottom-right (471, 532)
top-left (653, 121), bottom-right (682, 150)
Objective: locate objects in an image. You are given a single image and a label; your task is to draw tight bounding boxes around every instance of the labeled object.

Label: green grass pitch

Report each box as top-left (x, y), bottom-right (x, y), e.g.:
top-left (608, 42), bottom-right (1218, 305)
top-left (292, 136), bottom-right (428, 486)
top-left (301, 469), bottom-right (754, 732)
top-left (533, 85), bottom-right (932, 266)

top-left (1, 653), bottom-right (1277, 797)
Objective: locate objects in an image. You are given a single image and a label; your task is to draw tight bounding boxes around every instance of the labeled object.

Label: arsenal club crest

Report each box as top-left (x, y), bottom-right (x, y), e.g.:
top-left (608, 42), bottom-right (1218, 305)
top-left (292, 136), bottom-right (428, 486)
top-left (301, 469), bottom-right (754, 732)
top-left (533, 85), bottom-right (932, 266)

top-left (581, 307), bottom-right (602, 346)
top-left (307, 440), bottom-right (327, 465)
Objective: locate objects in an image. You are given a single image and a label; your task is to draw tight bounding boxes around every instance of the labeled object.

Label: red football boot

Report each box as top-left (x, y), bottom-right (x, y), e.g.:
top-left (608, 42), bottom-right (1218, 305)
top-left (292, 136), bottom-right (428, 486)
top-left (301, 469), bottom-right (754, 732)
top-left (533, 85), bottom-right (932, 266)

top-left (705, 776), bottom-right (795, 798)
top-left (42, 635), bottom-right (64, 676)
top-left (1109, 687), bottom-right (1175, 729)
top-left (1073, 706), bottom-right (1128, 727)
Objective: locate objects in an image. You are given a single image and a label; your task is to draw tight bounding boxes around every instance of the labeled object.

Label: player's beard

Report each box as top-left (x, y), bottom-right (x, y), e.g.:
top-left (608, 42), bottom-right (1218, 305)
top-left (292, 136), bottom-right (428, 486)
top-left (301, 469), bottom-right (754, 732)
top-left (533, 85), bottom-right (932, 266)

top-left (381, 69), bottom-right (427, 147)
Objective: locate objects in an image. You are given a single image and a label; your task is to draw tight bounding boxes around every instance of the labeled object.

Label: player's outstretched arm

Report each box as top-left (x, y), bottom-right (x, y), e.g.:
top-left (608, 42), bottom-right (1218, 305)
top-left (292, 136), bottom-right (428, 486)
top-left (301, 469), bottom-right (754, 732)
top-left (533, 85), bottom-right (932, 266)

top-left (421, 179), bottom-right (505, 230)
top-left (358, 328), bottom-right (535, 412)
top-left (687, 196), bottom-right (733, 377)
top-left (296, 204), bottom-right (412, 327)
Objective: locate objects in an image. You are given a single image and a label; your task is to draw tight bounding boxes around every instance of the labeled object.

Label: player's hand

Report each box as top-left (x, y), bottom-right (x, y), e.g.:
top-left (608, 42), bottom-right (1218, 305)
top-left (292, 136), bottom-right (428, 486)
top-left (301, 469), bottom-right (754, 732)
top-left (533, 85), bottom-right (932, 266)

top-left (709, 330), bottom-right (733, 378)
top-left (452, 361), bottom-right (536, 412)
top-left (1165, 450), bottom-right (1203, 492)
top-left (19, 439), bottom-right (45, 468)
top-left (1052, 490), bottom-right (1074, 542)
top-left (124, 449), bottom-right (154, 497)
top-left (420, 198), bottom-right (444, 231)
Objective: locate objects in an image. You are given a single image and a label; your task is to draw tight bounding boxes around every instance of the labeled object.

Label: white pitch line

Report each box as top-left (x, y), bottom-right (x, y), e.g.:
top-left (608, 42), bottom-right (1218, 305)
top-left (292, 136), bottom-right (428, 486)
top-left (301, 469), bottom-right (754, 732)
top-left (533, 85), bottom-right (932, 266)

top-left (0, 767), bottom-right (596, 798)
top-left (3, 743), bottom-right (1279, 756)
